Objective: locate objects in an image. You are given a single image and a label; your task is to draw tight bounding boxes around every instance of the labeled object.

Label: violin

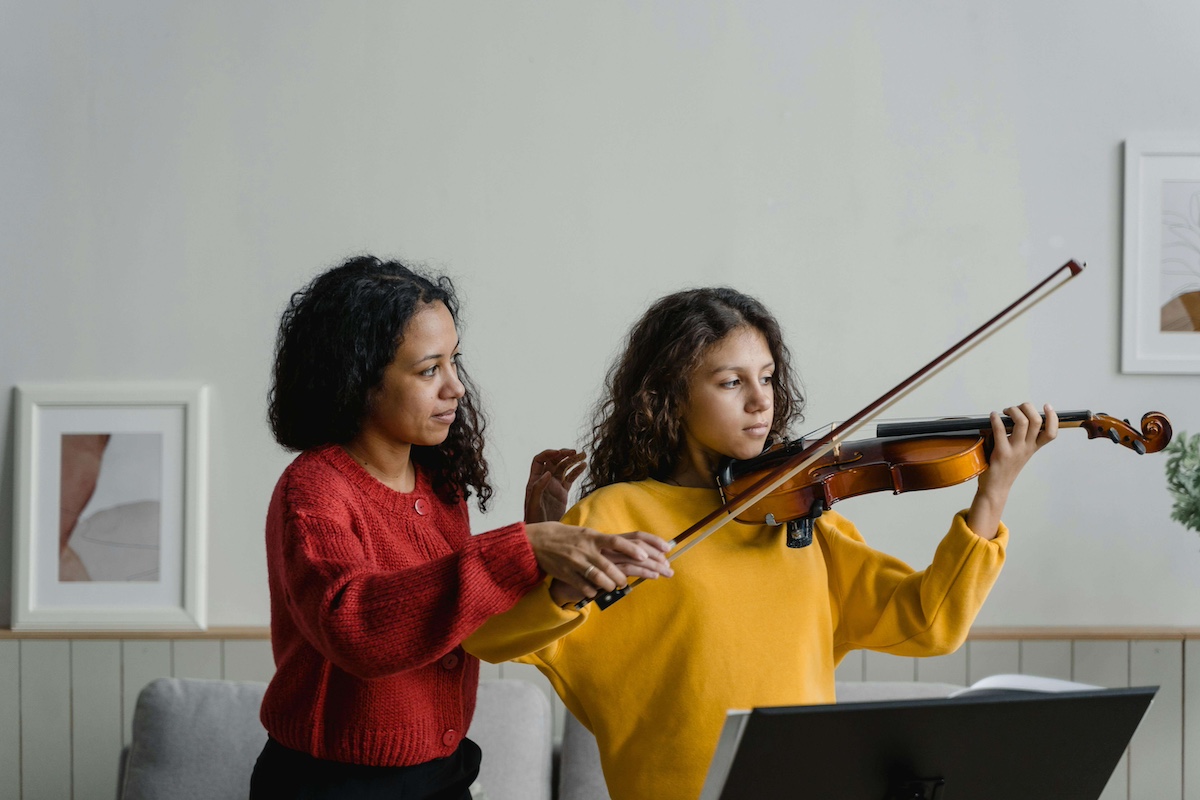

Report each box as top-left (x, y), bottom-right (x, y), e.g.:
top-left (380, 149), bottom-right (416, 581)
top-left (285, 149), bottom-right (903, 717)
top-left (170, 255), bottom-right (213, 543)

top-left (716, 410), bottom-right (1173, 549)
top-left (580, 259), bottom-right (1165, 612)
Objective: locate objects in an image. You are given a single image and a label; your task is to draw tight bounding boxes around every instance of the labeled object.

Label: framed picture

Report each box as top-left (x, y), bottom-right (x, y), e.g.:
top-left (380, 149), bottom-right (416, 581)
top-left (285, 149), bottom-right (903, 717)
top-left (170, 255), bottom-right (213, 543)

top-left (1121, 134), bottom-right (1200, 373)
top-left (11, 383), bottom-right (208, 630)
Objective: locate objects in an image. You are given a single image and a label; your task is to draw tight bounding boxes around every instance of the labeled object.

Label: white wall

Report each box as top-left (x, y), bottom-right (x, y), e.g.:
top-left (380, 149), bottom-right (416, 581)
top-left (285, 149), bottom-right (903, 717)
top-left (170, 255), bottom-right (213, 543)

top-left (2, 0), bottom-right (1198, 627)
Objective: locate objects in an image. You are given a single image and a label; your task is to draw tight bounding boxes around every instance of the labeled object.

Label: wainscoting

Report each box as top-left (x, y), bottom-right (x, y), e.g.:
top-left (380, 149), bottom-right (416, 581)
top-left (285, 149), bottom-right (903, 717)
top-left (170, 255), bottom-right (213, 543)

top-left (2, 628), bottom-right (1196, 800)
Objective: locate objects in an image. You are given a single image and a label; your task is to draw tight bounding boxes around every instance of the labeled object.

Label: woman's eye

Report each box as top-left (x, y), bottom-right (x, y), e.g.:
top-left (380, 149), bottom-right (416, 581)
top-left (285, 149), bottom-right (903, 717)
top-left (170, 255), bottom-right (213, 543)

top-left (720, 378), bottom-right (740, 389)
top-left (421, 365), bottom-right (438, 377)
top-left (761, 374), bottom-right (774, 385)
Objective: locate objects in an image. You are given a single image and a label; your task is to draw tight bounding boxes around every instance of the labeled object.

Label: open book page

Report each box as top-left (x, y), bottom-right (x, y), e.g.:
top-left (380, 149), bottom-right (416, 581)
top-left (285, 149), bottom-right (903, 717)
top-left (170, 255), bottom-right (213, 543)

top-left (950, 673), bottom-right (1100, 698)
top-left (698, 710), bottom-right (750, 800)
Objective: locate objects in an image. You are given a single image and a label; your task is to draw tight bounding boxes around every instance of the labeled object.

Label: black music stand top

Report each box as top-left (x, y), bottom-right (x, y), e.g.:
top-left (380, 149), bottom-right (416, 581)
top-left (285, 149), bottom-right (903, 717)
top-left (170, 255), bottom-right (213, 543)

top-left (699, 685), bottom-right (1157, 800)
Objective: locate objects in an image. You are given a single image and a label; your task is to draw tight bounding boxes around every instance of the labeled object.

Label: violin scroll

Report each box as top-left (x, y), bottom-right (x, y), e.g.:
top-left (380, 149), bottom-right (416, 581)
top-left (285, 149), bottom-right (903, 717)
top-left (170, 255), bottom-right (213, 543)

top-left (1081, 412), bottom-right (1173, 455)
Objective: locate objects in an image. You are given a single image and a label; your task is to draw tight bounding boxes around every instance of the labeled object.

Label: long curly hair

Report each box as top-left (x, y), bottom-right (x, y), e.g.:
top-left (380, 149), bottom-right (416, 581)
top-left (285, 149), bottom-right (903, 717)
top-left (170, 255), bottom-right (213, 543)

top-left (582, 287), bottom-right (804, 495)
top-left (268, 255), bottom-right (493, 510)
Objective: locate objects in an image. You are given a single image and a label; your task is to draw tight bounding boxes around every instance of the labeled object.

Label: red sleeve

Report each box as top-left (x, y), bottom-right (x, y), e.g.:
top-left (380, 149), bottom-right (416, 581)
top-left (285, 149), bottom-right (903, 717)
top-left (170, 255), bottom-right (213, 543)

top-left (275, 510), bottom-right (543, 679)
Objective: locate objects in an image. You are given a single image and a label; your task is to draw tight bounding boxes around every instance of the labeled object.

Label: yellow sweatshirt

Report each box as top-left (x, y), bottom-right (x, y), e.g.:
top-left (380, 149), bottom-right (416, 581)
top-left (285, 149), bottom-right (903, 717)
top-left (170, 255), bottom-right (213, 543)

top-left (465, 479), bottom-right (1006, 800)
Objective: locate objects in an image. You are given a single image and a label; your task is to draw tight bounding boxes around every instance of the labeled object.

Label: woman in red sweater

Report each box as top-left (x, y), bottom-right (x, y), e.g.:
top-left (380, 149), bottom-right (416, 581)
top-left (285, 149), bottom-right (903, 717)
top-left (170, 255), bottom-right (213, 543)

top-left (250, 255), bottom-right (672, 799)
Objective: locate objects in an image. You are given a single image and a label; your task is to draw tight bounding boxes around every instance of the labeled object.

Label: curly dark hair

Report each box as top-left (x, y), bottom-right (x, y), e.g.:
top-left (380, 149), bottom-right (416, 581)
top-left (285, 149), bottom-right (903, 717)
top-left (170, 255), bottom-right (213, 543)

top-left (582, 287), bottom-right (804, 495)
top-left (268, 255), bottom-right (493, 510)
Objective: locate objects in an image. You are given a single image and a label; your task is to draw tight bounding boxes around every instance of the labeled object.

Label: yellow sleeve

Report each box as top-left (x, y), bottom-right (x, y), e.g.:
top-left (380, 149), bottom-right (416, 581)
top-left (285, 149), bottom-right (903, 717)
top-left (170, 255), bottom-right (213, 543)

top-left (463, 577), bottom-right (588, 663)
top-left (465, 491), bottom-right (632, 664)
top-left (824, 510), bottom-right (1006, 658)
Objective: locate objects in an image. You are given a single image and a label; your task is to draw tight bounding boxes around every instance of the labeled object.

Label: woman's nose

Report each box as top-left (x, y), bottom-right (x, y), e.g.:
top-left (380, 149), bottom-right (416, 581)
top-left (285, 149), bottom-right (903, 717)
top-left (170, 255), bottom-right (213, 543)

top-left (447, 369), bottom-right (466, 399)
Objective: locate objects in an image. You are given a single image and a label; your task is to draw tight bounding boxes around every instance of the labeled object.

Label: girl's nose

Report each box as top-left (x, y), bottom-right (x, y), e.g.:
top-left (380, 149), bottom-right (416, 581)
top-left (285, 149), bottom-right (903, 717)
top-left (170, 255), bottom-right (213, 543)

top-left (747, 383), bottom-right (772, 412)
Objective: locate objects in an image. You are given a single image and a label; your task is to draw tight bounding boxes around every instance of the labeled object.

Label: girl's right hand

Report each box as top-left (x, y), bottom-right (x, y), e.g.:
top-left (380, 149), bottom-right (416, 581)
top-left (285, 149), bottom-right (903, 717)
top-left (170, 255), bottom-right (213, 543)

top-left (525, 523), bottom-right (674, 602)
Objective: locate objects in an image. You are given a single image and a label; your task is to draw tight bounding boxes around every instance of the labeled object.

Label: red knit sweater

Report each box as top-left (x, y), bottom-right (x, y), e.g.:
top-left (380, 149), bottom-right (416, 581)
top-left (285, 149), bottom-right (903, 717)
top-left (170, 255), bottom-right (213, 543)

top-left (259, 445), bottom-right (543, 766)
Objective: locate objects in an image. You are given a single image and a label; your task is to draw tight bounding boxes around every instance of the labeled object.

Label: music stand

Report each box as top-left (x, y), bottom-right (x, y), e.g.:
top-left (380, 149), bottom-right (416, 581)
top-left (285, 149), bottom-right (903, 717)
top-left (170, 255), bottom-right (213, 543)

top-left (699, 686), bottom-right (1157, 800)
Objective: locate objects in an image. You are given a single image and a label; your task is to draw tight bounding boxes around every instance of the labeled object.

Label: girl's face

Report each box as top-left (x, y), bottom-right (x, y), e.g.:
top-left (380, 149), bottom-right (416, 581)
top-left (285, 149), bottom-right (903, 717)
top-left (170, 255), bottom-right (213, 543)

top-left (679, 325), bottom-right (775, 476)
top-left (361, 301), bottom-right (466, 449)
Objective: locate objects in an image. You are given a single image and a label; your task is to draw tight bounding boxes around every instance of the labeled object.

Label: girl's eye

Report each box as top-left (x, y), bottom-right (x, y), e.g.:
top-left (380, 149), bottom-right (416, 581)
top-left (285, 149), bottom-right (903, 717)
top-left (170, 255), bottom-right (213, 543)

top-left (421, 365), bottom-right (438, 377)
top-left (720, 378), bottom-right (740, 389)
top-left (761, 374), bottom-right (774, 385)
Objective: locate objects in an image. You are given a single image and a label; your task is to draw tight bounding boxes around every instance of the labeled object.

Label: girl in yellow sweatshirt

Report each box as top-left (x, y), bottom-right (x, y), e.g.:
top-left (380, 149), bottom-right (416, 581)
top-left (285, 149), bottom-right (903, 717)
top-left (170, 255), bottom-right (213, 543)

top-left (467, 287), bottom-right (1057, 800)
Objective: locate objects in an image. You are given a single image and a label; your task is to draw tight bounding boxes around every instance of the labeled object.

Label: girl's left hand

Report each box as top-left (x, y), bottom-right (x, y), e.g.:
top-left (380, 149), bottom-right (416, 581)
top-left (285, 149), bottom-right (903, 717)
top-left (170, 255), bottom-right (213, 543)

top-left (968, 402), bottom-right (1058, 540)
top-left (524, 449), bottom-right (587, 524)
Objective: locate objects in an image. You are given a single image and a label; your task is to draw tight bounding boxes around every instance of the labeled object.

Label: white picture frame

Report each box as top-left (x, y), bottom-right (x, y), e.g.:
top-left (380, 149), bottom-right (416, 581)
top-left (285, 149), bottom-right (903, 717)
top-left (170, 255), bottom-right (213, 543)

top-left (12, 383), bottom-right (208, 630)
top-left (1121, 134), bottom-right (1200, 373)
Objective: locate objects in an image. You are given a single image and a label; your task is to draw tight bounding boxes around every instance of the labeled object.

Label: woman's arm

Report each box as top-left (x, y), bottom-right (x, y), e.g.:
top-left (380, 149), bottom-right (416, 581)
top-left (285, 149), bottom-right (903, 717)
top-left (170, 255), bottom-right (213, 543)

top-left (275, 511), bottom-right (542, 679)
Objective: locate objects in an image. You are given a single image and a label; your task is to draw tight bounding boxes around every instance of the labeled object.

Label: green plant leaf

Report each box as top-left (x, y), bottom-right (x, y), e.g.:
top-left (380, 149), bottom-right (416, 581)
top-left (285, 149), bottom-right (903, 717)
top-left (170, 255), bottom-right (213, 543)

top-left (1164, 430), bottom-right (1200, 533)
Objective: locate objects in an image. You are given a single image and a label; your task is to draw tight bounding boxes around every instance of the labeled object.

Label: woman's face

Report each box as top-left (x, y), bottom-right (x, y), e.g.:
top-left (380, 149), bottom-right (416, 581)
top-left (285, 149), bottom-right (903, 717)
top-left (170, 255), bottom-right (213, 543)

top-left (361, 301), bottom-right (466, 449)
top-left (680, 325), bottom-right (776, 473)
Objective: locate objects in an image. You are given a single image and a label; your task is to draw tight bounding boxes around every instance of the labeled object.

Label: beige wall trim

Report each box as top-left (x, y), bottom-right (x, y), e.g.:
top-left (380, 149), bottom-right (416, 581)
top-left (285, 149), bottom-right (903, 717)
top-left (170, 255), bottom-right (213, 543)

top-left (4, 626), bottom-right (1200, 641)
top-left (0, 627), bottom-right (271, 640)
top-left (968, 627), bottom-right (1200, 641)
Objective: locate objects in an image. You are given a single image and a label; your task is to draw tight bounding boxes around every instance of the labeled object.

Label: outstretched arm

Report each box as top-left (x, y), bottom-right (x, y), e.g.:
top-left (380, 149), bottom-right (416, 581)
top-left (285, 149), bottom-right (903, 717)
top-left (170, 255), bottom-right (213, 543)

top-left (967, 402), bottom-right (1058, 540)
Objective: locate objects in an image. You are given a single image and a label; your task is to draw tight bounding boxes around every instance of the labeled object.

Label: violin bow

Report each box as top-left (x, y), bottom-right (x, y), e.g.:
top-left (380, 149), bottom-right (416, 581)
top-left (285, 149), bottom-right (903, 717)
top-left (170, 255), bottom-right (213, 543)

top-left (579, 259), bottom-right (1085, 610)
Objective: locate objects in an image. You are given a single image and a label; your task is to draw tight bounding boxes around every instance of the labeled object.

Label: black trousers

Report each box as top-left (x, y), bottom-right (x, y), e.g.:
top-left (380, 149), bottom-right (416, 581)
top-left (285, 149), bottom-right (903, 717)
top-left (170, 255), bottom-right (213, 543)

top-left (249, 736), bottom-right (481, 800)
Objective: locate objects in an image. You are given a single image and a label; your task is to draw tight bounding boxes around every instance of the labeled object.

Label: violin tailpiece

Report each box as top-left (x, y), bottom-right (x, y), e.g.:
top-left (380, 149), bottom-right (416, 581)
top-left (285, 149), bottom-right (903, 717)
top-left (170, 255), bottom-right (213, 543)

top-left (787, 518), bottom-right (814, 549)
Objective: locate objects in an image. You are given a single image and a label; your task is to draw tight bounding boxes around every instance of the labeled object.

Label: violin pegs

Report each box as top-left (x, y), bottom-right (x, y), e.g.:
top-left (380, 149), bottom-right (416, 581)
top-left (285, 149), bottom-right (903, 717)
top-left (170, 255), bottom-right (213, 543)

top-left (1107, 428), bottom-right (1120, 443)
top-left (1133, 440), bottom-right (1147, 455)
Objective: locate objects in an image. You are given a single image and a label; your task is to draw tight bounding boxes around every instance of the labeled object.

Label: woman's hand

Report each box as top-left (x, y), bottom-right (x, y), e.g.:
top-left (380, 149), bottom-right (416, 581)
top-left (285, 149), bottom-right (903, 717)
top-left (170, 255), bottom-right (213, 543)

top-left (968, 402), bottom-right (1058, 540)
top-left (525, 523), bottom-right (674, 603)
top-left (546, 533), bottom-right (679, 606)
top-left (524, 449), bottom-right (587, 524)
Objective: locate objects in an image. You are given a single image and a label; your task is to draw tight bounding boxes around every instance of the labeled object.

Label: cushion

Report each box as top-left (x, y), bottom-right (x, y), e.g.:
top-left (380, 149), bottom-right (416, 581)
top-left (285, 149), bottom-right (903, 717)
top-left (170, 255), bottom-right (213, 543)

top-left (119, 677), bottom-right (267, 800)
top-left (558, 711), bottom-right (609, 800)
top-left (118, 676), bottom-right (552, 800)
top-left (469, 679), bottom-right (554, 800)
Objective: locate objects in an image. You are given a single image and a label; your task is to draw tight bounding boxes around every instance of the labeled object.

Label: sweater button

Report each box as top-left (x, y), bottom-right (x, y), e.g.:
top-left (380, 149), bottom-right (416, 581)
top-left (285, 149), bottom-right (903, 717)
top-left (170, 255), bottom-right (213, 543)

top-left (441, 652), bottom-right (459, 670)
top-left (442, 729), bottom-right (458, 747)
top-left (414, 498), bottom-right (428, 515)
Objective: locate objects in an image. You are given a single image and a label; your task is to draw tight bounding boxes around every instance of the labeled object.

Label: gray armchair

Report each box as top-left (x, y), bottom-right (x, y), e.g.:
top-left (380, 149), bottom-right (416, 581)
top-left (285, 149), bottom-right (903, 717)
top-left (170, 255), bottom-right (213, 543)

top-left (117, 677), bottom-right (553, 800)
